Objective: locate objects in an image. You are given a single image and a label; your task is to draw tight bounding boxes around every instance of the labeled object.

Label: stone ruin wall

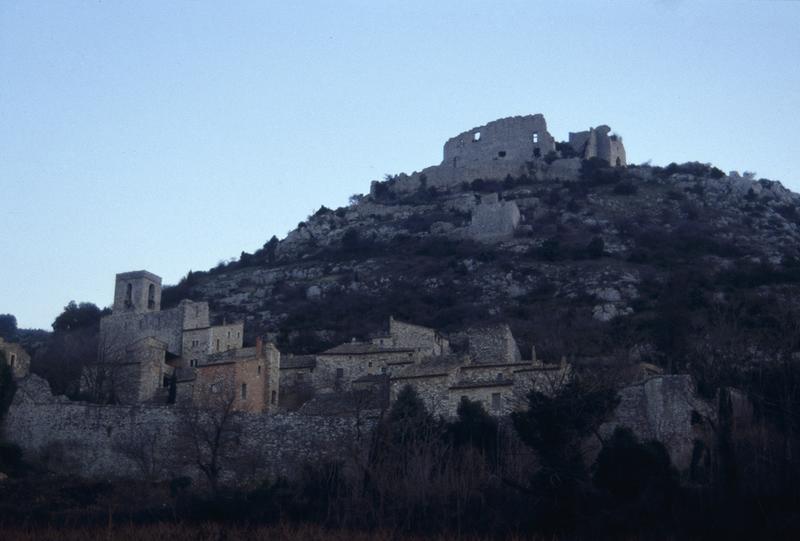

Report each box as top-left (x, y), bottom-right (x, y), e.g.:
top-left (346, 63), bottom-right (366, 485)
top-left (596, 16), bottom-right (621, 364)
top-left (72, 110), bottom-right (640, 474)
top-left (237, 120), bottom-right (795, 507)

top-left (3, 375), bottom-right (369, 483)
top-left (467, 193), bottom-right (521, 242)
top-left (3, 373), bottom-right (712, 478)
top-left (442, 114), bottom-right (556, 169)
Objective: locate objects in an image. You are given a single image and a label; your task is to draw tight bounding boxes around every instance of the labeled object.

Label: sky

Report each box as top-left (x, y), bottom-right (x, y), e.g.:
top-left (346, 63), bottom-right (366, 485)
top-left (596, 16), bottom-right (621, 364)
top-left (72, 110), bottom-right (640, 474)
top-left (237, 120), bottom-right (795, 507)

top-left (1, 1), bottom-right (799, 330)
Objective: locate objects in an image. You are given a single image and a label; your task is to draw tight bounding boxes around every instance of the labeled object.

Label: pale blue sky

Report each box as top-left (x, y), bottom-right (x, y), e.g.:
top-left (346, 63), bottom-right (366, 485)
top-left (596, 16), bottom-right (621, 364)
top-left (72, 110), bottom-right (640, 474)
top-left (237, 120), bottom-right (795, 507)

top-left (1, 1), bottom-right (799, 330)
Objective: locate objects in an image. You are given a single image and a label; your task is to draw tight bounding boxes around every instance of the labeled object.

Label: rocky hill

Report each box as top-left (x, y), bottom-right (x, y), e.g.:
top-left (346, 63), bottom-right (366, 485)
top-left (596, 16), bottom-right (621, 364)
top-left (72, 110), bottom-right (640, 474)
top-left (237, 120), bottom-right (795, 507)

top-left (164, 120), bottom-right (800, 386)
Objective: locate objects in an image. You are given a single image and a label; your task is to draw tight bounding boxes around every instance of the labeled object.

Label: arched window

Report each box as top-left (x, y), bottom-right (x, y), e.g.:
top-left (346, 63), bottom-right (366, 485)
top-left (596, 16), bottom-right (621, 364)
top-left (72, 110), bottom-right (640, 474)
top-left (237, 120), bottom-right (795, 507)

top-left (148, 284), bottom-right (156, 309)
top-left (125, 283), bottom-right (133, 307)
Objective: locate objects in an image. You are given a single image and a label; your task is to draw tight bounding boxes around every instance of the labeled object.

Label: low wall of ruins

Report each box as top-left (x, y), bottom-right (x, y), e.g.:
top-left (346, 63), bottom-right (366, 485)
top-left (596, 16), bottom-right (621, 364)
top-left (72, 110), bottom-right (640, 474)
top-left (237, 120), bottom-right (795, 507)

top-left (3, 374), bottom-right (712, 481)
top-left (3, 375), bottom-right (373, 484)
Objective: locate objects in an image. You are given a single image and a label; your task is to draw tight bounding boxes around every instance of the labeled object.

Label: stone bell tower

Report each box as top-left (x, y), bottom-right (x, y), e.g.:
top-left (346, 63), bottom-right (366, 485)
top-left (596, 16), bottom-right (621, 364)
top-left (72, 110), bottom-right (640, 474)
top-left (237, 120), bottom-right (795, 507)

top-left (112, 270), bottom-right (162, 313)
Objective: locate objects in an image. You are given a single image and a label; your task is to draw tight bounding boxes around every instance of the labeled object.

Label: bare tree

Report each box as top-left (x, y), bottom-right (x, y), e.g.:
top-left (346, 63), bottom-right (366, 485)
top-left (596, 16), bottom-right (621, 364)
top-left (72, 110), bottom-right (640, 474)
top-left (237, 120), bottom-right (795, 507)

top-left (179, 390), bottom-right (242, 496)
top-left (113, 425), bottom-right (167, 481)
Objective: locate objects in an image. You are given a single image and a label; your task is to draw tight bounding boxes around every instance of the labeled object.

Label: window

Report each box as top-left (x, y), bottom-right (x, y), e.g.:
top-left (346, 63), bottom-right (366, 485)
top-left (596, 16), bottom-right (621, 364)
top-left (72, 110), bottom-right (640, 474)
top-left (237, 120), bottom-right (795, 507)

top-left (148, 284), bottom-right (156, 309)
top-left (381, 366), bottom-right (387, 374)
top-left (496, 372), bottom-right (504, 381)
top-left (190, 359), bottom-right (198, 367)
top-left (237, 331), bottom-right (241, 338)
top-left (336, 368), bottom-right (344, 379)
top-left (10, 354), bottom-right (16, 367)
top-left (368, 361), bottom-right (373, 368)
top-left (271, 390), bottom-right (277, 405)
top-left (125, 283), bottom-right (133, 307)
top-left (498, 151), bottom-right (506, 158)
top-left (473, 131), bottom-right (481, 142)
top-left (532, 132), bottom-right (539, 144)
top-left (241, 383), bottom-right (247, 400)
top-left (216, 339), bottom-right (220, 352)
top-left (191, 339), bottom-right (199, 347)
top-left (258, 365), bottom-right (261, 375)
top-left (227, 331), bottom-right (231, 339)
top-left (492, 393), bottom-right (502, 410)
top-left (210, 382), bottom-right (221, 394)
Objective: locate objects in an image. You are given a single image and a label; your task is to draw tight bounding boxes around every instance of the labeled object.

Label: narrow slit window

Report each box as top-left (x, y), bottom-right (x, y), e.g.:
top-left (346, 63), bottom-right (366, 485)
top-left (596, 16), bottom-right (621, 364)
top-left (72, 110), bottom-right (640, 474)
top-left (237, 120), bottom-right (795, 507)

top-left (532, 132), bottom-right (539, 143)
top-left (241, 383), bottom-right (247, 400)
top-left (473, 131), bottom-right (481, 142)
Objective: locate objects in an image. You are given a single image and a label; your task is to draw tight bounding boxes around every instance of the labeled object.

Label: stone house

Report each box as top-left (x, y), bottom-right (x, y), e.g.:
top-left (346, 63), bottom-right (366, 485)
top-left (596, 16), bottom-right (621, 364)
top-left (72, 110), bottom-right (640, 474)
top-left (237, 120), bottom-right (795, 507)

top-left (312, 317), bottom-right (450, 392)
top-left (0, 337), bottom-right (30, 379)
top-left (179, 338), bottom-right (280, 414)
top-left (388, 323), bottom-right (569, 417)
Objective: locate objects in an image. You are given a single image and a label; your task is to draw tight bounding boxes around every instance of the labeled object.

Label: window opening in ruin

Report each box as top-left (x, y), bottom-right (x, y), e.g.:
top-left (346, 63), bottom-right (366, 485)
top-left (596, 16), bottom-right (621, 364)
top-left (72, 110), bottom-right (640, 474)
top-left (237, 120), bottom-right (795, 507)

top-left (227, 331), bottom-right (231, 338)
top-left (336, 368), bottom-right (344, 379)
top-left (271, 390), bottom-right (277, 405)
top-left (237, 331), bottom-right (241, 339)
top-left (191, 359), bottom-right (198, 367)
top-left (492, 392), bottom-right (502, 410)
top-left (496, 372), bottom-right (503, 381)
top-left (9, 354), bottom-right (15, 367)
top-left (125, 283), bottom-right (133, 307)
top-left (192, 340), bottom-right (199, 347)
top-left (147, 284), bottom-right (155, 309)
top-left (211, 382), bottom-right (221, 394)
top-left (473, 131), bottom-right (481, 142)
top-left (616, 157), bottom-right (621, 167)
top-left (498, 151), bottom-right (506, 158)
top-left (368, 361), bottom-right (373, 368)
top-left (258, 365), bottom-right (261, 375)
top-left (241, 383), bottom-right (247, 400)
top-left (381, 366), bottom-right (387, 374)
top-left (534, 148), bottom-right (541, 158)
top-left (532, 132), bottom-right (539, 143)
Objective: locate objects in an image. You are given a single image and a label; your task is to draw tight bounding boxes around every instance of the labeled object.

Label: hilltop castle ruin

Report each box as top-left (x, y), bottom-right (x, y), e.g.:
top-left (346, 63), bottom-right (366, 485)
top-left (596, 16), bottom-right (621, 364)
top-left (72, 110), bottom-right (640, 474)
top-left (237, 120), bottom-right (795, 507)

top-left (372, 114), bottom-right (625, 196)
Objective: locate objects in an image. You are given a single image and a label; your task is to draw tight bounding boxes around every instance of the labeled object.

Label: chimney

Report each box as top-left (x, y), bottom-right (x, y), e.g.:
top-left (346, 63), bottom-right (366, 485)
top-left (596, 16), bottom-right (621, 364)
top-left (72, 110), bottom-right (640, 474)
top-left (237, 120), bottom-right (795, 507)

top-left (256, 336), bottom-right (263, 358)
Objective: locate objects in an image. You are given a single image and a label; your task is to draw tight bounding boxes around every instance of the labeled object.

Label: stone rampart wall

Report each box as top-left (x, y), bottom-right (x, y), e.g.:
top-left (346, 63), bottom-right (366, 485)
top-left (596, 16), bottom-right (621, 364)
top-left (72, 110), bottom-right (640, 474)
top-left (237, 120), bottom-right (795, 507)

top-left (3, 375), bottom-right (370, 483)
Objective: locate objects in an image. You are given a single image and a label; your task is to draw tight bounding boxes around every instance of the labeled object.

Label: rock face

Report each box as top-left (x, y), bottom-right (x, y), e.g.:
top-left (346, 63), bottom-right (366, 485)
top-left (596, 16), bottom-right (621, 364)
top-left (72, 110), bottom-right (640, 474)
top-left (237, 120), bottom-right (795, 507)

top-left (601, 375), bottom-right (714, 471)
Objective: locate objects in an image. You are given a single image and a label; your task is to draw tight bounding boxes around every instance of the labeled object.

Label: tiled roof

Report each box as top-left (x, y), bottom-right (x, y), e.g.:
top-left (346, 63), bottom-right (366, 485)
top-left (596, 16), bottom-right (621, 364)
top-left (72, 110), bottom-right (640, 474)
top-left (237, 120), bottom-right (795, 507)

top-left (281, 355), bottom-right (317, 369)
top-left (391, 355), bottom-right (463, 380)
top-left (321, 342), bottom-right (415, 356)
top-left (450, 378), bottom-right (514, 390)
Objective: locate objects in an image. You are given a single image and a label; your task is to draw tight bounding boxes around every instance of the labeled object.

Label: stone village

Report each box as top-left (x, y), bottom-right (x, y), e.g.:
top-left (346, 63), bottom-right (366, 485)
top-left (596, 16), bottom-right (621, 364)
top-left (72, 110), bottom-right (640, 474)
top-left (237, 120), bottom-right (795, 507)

top-left (1, 115), bottom-right (706, 479)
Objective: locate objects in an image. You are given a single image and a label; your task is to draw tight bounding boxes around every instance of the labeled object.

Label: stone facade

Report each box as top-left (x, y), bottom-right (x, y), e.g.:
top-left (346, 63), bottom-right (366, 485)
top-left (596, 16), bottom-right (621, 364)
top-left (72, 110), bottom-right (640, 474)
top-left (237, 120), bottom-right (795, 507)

top-left (467, 323), bottom-right (522, 364)
top-left (182, 340), bottom-right (280, 414)
top-left (0, 337), bottom-right (30, 379)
